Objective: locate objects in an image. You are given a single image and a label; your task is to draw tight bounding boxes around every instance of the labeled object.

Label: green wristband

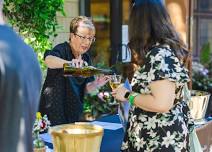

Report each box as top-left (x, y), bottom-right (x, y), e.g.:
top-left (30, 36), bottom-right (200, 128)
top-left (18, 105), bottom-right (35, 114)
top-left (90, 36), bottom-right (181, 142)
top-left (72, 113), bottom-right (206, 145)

top-left (128, 92), bottom-right (139, 106)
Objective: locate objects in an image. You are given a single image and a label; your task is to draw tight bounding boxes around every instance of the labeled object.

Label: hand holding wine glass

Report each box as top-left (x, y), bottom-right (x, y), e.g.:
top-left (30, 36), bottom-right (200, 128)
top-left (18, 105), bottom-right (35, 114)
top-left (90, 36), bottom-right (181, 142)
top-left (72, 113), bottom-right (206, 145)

top-left (110, 76), bottom-right (130, 131)
top-left (109, 74), bottom-right (122, 105)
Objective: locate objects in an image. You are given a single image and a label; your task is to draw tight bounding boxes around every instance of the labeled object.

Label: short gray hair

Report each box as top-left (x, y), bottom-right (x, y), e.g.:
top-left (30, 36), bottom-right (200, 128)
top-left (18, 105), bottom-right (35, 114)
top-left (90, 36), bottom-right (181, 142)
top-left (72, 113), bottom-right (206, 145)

top-left (69, 16), bottom-right (95, 33)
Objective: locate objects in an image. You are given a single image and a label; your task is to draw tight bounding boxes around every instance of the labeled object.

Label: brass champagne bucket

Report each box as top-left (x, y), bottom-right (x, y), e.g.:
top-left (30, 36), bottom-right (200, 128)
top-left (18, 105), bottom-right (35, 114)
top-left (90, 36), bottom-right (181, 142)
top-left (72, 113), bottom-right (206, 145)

top-left (49, 123), bottom-right (104, 152)
top-left (189, 90), bottom-right (211, 123)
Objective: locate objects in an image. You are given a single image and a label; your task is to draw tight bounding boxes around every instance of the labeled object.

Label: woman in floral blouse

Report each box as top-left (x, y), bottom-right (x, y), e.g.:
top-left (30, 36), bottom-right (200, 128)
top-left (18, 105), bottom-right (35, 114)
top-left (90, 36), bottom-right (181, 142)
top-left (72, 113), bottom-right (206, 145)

top-left (112, 0), bottom-right (194, 151)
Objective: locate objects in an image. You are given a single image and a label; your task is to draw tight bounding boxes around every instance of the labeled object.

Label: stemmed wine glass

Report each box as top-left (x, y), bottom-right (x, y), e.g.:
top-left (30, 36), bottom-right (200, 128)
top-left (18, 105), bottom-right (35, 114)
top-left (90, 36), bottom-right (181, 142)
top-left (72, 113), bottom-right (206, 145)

top-left (109, 74), bottom-right (122, 105)
top-left (109, 74), bottom-right (129, 131)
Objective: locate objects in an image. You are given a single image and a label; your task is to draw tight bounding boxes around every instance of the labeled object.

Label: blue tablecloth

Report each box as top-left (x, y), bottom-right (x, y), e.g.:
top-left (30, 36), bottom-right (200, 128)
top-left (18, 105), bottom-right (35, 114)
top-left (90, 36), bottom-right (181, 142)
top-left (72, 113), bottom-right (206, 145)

top-left (97, 115), bottom-right (124, 152)
top-left (45, 114), bottom-right (124, 152)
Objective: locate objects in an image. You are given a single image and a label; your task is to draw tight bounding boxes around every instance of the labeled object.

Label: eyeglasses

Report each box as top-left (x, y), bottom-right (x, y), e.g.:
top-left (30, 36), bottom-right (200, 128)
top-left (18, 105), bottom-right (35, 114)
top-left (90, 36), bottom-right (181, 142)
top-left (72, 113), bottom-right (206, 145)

top-left (74, 33), bottom-right (96, 43)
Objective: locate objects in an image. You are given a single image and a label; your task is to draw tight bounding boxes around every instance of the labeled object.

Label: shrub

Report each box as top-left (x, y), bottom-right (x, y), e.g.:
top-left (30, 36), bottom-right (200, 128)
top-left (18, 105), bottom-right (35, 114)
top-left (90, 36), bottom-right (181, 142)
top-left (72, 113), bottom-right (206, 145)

top-left (3, 0), bottom-right (65, 71)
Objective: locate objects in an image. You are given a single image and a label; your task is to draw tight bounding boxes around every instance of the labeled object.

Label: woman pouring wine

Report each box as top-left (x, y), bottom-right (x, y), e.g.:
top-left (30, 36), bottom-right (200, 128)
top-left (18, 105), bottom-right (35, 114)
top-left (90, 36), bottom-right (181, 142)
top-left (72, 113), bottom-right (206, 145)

top-left (39, 16), bottom-right (110, 126)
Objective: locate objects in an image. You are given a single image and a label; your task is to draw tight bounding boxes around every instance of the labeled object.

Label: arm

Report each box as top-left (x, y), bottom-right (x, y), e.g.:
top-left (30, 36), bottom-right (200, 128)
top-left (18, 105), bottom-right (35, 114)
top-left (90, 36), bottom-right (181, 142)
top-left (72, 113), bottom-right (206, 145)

top-left (133, 80), bottom-right (175, 113)
top-left (85, 75), bottom-right (110, 94)
top-left (45, 55), bottom-right (71, 69)
top-left (113, 79), bottom-right (176, 113)
top-left (45, 55), bottom-right (86, 69)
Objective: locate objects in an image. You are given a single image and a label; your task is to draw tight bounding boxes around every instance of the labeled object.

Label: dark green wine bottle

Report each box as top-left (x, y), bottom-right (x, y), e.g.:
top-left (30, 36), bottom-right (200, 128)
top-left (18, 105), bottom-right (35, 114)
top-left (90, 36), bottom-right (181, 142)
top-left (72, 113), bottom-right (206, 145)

top-left (63, 63), bottom-right (113, 77)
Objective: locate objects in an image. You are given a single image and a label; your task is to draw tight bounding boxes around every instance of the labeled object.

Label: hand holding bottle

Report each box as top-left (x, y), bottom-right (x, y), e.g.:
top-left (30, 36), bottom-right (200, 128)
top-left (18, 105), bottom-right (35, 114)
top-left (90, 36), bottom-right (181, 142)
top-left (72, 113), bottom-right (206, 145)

top-left (63, 63), bottom-right (113, 77)
top-left (69, 58), bottom-right (88, 68)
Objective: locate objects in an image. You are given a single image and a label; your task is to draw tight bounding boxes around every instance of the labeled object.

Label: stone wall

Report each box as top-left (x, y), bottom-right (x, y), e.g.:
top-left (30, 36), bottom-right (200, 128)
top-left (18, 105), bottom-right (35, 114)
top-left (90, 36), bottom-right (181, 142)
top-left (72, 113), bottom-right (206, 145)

top-left (52, 0), bottom-right (79, 46)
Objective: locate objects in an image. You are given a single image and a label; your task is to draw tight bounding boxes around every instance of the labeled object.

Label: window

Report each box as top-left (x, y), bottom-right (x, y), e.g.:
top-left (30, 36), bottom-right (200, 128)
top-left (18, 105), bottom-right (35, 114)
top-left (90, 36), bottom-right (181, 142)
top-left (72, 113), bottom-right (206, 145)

top-left (193, 0), bottom-right (212, 60)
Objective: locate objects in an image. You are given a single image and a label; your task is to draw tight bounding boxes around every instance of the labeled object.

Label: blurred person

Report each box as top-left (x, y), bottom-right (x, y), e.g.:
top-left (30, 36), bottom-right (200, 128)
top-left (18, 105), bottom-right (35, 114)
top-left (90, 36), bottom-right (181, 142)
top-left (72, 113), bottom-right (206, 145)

top-left (112, 0), bottom-right (194, 151)
top-left (39, 16), bottom-right (110, 126)
top-left (0, 0), bottom-right (42, 151)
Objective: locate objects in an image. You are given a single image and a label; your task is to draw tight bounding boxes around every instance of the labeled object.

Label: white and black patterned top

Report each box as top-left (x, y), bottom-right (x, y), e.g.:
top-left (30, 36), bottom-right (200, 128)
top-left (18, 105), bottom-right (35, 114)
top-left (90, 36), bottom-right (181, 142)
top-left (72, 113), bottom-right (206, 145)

top-left (121, 45), bottom-right (194, 152)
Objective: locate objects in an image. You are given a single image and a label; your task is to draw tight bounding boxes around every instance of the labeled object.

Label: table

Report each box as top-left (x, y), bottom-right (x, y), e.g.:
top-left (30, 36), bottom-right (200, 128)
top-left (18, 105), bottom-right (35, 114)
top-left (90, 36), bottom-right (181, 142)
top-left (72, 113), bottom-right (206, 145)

top-left (96, 115), bottom-right (124, 152)
top-left (44, 114), bottom-right (124, 152)
top-left (45, 115), bottom-right (212, 152)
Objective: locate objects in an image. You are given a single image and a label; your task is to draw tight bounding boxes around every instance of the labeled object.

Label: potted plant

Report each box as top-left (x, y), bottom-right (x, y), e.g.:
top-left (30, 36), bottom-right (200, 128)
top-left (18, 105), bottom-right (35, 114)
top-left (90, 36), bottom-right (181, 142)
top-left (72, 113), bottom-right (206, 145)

top-left (32, 112), bottom-right (51, 152)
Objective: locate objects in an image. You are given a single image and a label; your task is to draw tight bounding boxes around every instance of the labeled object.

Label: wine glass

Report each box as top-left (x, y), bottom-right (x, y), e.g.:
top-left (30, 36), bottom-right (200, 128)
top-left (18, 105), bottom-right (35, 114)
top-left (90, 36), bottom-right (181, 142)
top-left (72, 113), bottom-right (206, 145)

top-left (109, 74), bottom-right (122, 105)
top-left (109, 75), bottom-right (128, 131)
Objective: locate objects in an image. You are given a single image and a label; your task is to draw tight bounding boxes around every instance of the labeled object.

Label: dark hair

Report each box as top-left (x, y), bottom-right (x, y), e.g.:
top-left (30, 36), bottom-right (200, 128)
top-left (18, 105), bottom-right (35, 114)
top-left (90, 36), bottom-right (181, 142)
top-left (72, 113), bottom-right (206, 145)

top-left (128, 0), bottom-right (189, 66)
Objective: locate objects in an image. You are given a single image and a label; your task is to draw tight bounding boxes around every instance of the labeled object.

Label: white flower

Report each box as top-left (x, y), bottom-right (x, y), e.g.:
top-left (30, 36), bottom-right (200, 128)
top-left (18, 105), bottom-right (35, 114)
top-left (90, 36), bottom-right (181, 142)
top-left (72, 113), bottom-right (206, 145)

top-left (171, 72), bottom-right (177, 79)
top-left (131, 77), bottom-right (139, 86)
top-left (182, 123), bottom-right (188, 135)
top-left (174, 64), bottom-right (182, 72)
top-left (136, 72), bottom-right (148, 80)
top-left (162, 131), bottom-right (175, 148)
top-left (175, 73), bottom-right (181, 81)
top-left (144, 116), bottom-right (157, 130)
top-left (160, 59), bottom-right (169, 72)
top-left (147, 129), bottom-right (157, 138)
top-left (174, 139), bottom-right (186, 151)
top-left (138, 114), bottom-right (147, 122)
top-left (158, 48), bottom-right (172, 57)
top-left (150, 55), bottom-right (161, 64)
top-left (134, 123), bottom-right (142, 135)
top-left (134, 137), bottom-right (146, 151)
top-left (121, 141), bottom-right (128, 150)
top-left (147, 68), bottom-right (156, 81)
top-left (178, 115), bottom-right (184, 123)
top-left (33, 113), bottom-right (51, 136)
top-left (158, 119), bottom-right (166, 127)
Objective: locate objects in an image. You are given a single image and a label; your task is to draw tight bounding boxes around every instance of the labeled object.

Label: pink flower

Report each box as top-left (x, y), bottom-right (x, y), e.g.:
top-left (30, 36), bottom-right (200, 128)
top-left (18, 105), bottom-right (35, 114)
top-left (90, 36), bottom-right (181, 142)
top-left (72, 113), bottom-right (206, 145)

top-left (98, 91), bottom-right (110, 102)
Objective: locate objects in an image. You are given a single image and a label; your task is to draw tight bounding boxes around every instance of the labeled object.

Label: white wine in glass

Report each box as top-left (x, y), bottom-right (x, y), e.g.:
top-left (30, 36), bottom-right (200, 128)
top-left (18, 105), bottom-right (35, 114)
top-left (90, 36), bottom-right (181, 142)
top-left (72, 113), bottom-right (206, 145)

top-left (109, 75), bottom-right (122, 105)
top-left (109, 81), bottom-right (121, 90)
top-left (109, 75), bottom-right (122, 89)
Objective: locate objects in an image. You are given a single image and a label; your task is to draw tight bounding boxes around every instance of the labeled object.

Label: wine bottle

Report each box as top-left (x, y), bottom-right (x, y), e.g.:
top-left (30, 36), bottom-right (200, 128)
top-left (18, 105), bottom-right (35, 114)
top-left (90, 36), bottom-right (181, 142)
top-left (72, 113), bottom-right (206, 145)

top-left (63, 63), bottom-right (114, 77)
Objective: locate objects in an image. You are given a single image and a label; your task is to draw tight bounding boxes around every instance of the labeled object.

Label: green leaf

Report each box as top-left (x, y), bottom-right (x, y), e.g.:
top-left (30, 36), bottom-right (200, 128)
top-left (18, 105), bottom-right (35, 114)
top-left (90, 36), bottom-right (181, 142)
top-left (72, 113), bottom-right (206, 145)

top-left (200, 42), bottom-right (211, 66)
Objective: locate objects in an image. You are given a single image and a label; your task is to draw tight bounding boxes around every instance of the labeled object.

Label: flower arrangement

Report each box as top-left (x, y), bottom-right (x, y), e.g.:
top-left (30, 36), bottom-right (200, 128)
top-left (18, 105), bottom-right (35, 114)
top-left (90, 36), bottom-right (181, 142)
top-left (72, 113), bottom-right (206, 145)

top-left (33, 112), bottom-right (51, 149)
top-left (83, 84), bottom-right (118, 120)
top-left (192, 61), bottom-right (212, 92)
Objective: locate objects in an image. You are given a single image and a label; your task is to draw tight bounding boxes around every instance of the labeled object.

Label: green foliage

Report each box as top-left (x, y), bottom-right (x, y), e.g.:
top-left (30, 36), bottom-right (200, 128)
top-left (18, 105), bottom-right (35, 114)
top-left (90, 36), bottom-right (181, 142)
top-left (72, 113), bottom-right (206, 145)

top-left (200, 42), bottom-right (211, 66)
top-left (83, 84), bottom-right (118, 120)
top-left (3, 0), bottom-right (65, 71)
top-left (33, 137), bottom-right (45, 148)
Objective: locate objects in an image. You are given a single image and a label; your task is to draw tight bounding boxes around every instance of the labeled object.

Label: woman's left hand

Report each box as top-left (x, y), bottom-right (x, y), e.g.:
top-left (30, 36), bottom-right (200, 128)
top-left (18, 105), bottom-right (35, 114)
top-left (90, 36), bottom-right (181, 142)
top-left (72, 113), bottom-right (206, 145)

top-left (94, 75), bottom-right (111, 88)
top-left (111, 85), bottom-right (129, 102)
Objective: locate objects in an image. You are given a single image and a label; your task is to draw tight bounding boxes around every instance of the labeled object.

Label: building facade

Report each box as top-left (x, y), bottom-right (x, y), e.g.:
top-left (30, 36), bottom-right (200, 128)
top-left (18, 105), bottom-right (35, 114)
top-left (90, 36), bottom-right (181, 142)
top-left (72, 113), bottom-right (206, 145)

top-left (55, 0), bottom-right (212, 65)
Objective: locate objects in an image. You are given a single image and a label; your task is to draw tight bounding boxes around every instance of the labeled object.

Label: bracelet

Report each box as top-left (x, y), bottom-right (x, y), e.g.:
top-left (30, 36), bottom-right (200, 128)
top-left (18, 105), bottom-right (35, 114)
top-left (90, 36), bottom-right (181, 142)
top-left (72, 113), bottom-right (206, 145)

top-left (128, 92), bottom-right (139, 106)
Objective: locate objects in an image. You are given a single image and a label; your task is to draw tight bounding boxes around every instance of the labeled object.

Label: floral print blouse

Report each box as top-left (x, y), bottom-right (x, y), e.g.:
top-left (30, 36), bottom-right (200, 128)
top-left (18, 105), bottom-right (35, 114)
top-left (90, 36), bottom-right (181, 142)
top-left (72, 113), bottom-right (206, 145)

top-left (121, 45), bottom-right (194, 152)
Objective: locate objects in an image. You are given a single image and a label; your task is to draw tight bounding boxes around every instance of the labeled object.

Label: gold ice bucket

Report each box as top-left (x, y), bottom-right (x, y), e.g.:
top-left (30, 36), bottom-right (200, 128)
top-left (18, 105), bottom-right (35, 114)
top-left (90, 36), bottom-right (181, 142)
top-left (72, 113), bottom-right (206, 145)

top-left (49, 123), bottom-right (104, 152)
top-left (189, 90), bottom-right (211, 121)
